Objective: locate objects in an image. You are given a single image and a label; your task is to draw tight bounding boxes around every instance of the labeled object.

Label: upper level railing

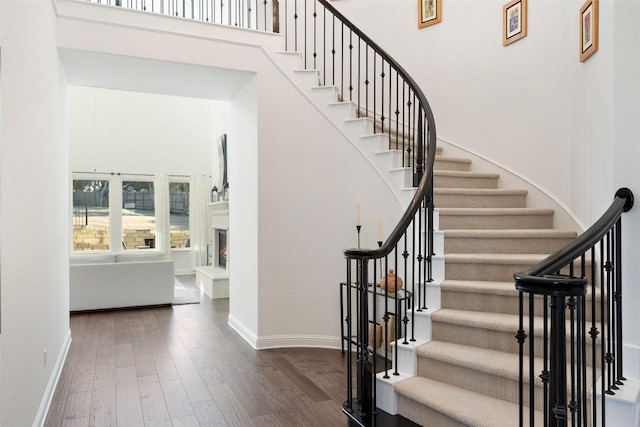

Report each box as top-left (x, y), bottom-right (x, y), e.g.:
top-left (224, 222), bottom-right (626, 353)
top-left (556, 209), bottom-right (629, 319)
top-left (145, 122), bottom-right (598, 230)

top-left (514, 188), bottom-right (634, 426)
top-left (77, 0), bottom-right (437, 422)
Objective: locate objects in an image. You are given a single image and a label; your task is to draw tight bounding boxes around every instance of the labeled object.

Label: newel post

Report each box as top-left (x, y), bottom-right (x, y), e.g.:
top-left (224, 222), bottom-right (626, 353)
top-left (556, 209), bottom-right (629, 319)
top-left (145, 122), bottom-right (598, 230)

top-left (356, 258), bottom-right (373, 416)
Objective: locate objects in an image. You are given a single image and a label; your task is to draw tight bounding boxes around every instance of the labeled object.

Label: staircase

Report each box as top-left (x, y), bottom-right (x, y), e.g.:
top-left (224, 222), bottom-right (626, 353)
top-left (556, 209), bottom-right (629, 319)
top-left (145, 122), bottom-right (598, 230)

top-left (394, 150), bottom-right (581, 426)
top-left (275, 48), bottom-right (586, 425)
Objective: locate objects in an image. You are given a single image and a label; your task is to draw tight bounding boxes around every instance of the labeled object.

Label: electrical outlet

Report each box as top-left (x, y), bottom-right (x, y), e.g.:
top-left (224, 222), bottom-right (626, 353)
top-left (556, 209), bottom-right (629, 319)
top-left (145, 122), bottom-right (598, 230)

top-left (44, 349), bottom-right (47, 367)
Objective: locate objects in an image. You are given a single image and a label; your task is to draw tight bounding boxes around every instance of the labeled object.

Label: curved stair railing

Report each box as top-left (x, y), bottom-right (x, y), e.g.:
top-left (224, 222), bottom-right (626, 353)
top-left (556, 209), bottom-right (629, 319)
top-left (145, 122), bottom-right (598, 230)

top-left (514, 188), bottom-right (634, 426)
top-left (75, 0), bottom-right (437, 423)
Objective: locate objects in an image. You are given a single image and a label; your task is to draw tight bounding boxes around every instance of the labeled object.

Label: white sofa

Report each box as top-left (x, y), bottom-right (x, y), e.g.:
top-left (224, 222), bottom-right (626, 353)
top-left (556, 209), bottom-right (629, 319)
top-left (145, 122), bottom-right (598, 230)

top-left (70, 255), bottom-right (174, 311)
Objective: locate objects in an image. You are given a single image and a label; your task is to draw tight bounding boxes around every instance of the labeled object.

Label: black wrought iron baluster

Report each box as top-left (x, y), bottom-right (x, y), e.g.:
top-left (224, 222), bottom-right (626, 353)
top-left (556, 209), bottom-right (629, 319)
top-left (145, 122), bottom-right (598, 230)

top-left (348, 31), bottom-right (353, 101)
top-left (228, 0), bottom-right (231, 26)
top-left (402, 232), bottom-right (410, 343)
top-left (303, 0), bottom-right (307, 69)
top-left (589, 247), bottom-right (599, 426)
top-left (408, 92), bottom-right (414, 170)
top-left (416, 195), bottom-right (423, 312)
top-left (331, 16), bottom-right (335, 86)
top-left (614, 218), bottom-right (626, 387)
top-left (414, 107), bottom-right (424, 186)
top-left (410, 219), bottom-right (416, 338)
top-left (364, 45), bottom-right (369, 116)
top-left (599, 238), bottom-right (607, 425)
top-left (312, 1), bottom-right (317, 69)
top-left (383, 255), bottom-right (390, 379)
top-left (529, 293), bottom-right (536, 425)
top-left (372, 52), bottom-right (377, 122)
top-left (380, 59), bottom-right (386, 140)
top-left (605, 232), bottom-right (616, 394)
top-left (395, 73), bottom-right (400, 154)
top-left (401, 82), bottom-right (406, 167)
top-left (426, 177), bottom-right (434, 288)
top-left (340, 23), bottom-right (344, 98)
top-left (322, 7), bottom-right (326, 85)
top-left (181, 0), bottom-right (184, 17)
top-left (388, 62), bottom-right (392, 150)
top-left (516, 292), bottom-right (526, 427)
top-left (293, 0), bottom-right (298, 52)
top-left (357, 36), bottom-right (361, 114)
top-left (393, 244), bottom-right (399, 376)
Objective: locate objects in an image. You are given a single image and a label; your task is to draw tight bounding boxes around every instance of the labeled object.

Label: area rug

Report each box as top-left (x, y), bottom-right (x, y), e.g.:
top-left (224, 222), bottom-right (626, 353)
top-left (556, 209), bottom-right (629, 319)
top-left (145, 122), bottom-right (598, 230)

top-left (173, 274), bottom-right (202, 305)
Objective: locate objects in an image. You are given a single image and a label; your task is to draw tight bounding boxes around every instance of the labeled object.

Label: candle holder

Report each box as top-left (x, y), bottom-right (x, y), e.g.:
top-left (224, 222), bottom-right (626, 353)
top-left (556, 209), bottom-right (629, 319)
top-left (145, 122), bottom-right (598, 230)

top-left (378, 241), bottom-right (383, 286)
top-left (356, 225), bottom-right (362, 249)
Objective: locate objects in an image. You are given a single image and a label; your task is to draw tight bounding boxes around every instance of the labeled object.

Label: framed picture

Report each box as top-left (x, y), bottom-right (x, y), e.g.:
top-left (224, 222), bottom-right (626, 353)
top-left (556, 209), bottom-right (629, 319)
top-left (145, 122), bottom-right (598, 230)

top-left (503, 0), bottom-right (527, 46)
top-left (418, 0), bottom-right (442, 29)
top-left (580, 0), bottom-right (599, 62)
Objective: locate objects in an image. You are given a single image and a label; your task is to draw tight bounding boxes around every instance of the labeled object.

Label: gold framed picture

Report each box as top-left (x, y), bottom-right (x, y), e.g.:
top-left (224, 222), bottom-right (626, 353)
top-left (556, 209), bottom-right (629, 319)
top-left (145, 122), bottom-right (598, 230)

top-left (503, 0), bottom-right (527, 46)
top-left (418, 0), bottom-right (442, 29)
top-left (580, 0), bottom-right (599, 62)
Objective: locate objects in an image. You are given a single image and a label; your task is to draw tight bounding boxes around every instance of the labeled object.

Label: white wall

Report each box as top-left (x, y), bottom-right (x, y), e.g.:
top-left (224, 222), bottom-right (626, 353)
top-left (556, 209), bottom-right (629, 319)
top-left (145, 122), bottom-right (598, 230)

top-left (55, 0), bottom-right (406, 347)
top-left (331, 0), bottom-right (640, 368)
top-left (69, 86), bottom-right (228, 176)
top-left (0, 1), bottom-right (71, 425)
top-left (613, 0), bottom-right (640, 375)
top-left (333, 0), bottom-right (615, 229)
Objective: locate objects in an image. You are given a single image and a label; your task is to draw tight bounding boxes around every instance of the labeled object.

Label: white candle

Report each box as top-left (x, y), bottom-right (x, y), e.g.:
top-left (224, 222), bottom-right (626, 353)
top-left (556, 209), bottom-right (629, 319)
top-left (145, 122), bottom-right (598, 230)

top-left (356, 202), bottom-right (361, 226)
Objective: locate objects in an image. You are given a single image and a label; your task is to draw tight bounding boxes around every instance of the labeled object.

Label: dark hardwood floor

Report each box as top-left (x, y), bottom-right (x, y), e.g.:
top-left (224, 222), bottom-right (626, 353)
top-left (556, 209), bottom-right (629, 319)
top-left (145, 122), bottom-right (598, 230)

top-left (45, 294), bottom-right (349, 426)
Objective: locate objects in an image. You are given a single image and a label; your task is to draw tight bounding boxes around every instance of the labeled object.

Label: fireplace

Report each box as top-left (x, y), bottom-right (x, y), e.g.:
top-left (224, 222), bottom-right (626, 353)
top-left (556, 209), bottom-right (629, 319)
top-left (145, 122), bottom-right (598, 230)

top-left (218, 229), bottom-right (227, 269)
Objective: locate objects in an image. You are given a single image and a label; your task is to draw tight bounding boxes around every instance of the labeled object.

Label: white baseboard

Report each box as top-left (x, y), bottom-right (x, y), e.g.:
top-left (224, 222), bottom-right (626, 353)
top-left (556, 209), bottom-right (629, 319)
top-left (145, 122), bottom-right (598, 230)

top-left (226, 316), bottom-right (342, 351)
top-left (34, 329), bottom-right (72, 427)
top-left (174, 268), bottom-right (195, 276)
top-left (227, 314), bottom-right (258, 349)
top-left (255, 334), bottom-right (342, 350)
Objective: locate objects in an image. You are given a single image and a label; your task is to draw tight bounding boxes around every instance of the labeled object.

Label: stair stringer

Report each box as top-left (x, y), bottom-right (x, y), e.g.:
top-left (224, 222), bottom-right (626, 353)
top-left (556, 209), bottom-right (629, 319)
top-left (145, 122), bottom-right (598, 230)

top-left (270, 52), bottom-right (451, 418)
top-left (273, 52), bottom-right (440, 212)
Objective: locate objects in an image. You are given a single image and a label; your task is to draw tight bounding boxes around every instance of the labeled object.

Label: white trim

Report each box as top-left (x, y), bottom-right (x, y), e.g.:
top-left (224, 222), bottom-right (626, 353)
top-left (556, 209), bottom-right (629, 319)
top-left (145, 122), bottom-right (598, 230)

top-left (255, 335), bottom-right (341, 350)
top-left (227, 314), bottom-right (258, 349)
top-left (34, 329), bottom-right (72, 427)
top-left (624, 343), bottom-right (640, 381)
top-left (437, 136), bottom-right (584, 232)
top-left (174, 268), bottom-right (195, 275)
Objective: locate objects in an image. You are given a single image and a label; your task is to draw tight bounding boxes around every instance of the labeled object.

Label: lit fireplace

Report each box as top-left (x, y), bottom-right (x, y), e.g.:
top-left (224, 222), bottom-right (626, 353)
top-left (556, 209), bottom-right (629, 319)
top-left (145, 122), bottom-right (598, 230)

top-left (218, 229), bottom-right (227, 269)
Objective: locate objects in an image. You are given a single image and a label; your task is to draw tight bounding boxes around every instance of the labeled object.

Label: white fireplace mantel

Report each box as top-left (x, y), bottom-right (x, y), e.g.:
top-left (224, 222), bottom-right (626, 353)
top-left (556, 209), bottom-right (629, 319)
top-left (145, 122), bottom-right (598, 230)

top-left (196, 201), bottom-right (229, 299)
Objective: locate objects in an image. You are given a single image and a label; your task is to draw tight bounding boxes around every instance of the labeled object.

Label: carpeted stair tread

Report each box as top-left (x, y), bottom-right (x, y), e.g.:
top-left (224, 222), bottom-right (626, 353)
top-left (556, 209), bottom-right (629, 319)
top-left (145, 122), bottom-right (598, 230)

top-left (415, 341), bottom-right (533, 382)
top-left (444, 229), bottom-right (577, 254)
top-left (439, 207), bottom-right (555, 216)
top-left (434, 170), bottom-right (499, 179)
top-left (395, 376), bottom-right (543, 426)
top-left (431, 308), bottom-right (536, 335)
top-left (434, 188), bottom-right (527, 196)
top-left (444, 229), bottom-right (577, 239)
top-left (435, 155), bottom-right (472, 164)
top-left (445, 252), bottom-right (548, 265)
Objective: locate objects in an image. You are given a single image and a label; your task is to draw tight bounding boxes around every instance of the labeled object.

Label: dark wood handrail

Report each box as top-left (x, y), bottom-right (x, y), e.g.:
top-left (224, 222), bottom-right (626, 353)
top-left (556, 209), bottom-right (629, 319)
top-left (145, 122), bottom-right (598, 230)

top-left (514, 187), bottom-right (633, 287)
top-left (326, 0), bottom-right (438, 261)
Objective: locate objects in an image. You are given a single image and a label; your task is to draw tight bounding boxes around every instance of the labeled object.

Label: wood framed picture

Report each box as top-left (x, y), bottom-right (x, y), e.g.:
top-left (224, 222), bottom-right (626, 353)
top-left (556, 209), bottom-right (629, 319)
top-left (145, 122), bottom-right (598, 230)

top-left (418, 0), bottom-right (442, 29)
top-left (503, 0), bottom-right (527, 46)
top-left (580, 0), bottom-right (599, 62)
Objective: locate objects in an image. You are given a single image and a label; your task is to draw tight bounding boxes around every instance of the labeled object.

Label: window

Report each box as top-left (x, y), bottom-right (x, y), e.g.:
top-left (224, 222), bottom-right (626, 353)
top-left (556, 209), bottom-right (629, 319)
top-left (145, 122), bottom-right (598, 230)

top-left (169, 182), bottom-right (190, 248)
top-left (122, 180), bottom-right (156, 250)
top-left (73, 179), bottom-right (110, 251)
